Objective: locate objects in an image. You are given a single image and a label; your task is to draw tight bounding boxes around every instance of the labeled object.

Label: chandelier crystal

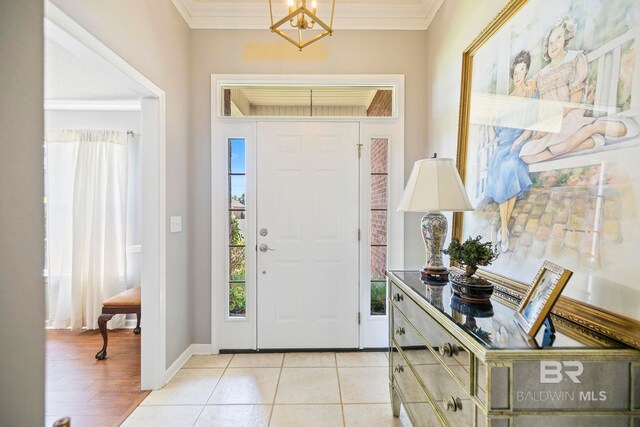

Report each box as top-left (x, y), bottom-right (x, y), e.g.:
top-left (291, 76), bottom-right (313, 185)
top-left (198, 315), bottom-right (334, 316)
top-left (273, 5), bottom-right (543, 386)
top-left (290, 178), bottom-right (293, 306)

top-left (268, 0), bottom-right (336, 51)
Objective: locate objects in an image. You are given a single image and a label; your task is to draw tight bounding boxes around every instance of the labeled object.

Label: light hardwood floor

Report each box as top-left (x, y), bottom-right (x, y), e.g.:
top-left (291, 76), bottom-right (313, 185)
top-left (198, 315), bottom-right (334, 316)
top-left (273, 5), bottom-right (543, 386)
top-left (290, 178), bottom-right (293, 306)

top-left (45, 329), bottom-right (148, 427)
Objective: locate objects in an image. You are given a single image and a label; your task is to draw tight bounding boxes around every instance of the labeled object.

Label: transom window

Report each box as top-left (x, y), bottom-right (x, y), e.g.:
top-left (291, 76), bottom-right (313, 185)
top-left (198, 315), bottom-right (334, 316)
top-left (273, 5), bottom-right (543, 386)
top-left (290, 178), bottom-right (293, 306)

top-left (222, 86), bottom-right (393, 117)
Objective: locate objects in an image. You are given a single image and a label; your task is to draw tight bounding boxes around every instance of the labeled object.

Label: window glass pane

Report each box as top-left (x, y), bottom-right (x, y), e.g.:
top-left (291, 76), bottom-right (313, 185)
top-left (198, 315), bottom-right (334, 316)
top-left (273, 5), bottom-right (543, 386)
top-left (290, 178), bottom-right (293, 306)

top-left (371, 281), bottom-right (387, 316)
top-left (371, 211), bottom-right (387, 246)
top-left (228, 138), bottom-right (247, 319)
top-left (229, 175), bottom-right (246, 209)
top-left (229, 282), bottom-right (246, 317)
top-left (371, 175), bottom-right (387, 210)
top-left (229, 247), bottom-right (246, 281)
top-left (367, 91), bottom-right (393, 117)
top-left (229, 139), bottom-right (246, 174)
top-left (371, 139), bottom-right (388, 173)
top-left (371, 246), bottom-right (387, 281)
top-left (222, 86), bottom-right (394, 117)
top-left (229, 212), bottom-right (246, 245)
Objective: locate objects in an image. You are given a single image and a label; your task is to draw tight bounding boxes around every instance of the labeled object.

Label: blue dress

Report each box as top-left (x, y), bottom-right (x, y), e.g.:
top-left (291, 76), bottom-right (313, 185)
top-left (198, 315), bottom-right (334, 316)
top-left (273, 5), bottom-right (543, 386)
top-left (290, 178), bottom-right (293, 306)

top-left (484, 126), bottom-right (532, 204)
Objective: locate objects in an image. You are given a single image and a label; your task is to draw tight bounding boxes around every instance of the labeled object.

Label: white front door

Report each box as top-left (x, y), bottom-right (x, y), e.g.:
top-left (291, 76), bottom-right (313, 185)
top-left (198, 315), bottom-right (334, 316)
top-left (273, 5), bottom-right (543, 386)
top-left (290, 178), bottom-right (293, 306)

top-left (257, 121), bottom-right (360, 349)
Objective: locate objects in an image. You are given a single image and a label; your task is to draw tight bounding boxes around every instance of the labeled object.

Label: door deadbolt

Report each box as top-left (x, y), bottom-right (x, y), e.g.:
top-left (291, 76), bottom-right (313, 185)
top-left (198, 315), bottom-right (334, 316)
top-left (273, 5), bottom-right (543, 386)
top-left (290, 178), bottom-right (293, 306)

top-left (260, 228), bottom-right (268, 236)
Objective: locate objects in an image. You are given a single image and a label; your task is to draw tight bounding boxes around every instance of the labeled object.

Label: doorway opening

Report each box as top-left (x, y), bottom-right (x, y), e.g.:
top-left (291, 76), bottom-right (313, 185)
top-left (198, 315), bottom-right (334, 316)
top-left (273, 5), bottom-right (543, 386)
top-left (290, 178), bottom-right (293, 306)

top-left (44, 4), bottom-right (167, 414)
top-left (211, 75), bottom-right (405, 352)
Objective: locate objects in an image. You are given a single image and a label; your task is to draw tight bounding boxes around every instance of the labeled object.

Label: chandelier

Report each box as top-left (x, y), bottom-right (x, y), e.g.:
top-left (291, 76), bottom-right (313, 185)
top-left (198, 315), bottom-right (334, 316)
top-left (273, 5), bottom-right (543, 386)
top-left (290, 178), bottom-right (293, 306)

top-left (268, 0), bottom-right (336, 51)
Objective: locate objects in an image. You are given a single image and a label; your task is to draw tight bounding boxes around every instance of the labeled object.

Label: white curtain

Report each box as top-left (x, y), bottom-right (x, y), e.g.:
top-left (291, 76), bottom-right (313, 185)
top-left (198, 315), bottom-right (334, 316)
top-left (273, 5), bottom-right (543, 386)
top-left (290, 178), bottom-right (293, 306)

top-left (45, 129), bottom-right (128, 330)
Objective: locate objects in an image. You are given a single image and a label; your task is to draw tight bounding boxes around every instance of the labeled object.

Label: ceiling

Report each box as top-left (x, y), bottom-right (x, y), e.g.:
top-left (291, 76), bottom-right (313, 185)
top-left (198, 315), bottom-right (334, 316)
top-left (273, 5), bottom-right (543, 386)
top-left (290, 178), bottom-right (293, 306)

top-left (171, 0), bottom-right (444, 30)
top-left (232, 86), bottom-right (386, 107)
top-left (45, 37), bottom-right (140, 101)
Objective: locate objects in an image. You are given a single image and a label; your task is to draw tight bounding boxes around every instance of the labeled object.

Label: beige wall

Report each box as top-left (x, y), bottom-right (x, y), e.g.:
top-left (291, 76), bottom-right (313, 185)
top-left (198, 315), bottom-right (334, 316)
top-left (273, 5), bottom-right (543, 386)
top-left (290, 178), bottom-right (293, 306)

top-left (188, 29), bottom-right (430, 343)
top-left (0, 1), bottom-right (45, 425)
top-left (423, 0), bottom-right (507, 159)
top-left (50, 0), bottom-right (193, 367)
top-left (420, 0), bottom-right (508, 263)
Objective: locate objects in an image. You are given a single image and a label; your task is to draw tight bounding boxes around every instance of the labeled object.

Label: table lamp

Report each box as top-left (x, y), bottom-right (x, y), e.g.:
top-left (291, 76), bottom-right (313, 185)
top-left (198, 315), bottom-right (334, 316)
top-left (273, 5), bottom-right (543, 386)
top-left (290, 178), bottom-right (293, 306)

top-left (397, 155), bottom-right (474, 283)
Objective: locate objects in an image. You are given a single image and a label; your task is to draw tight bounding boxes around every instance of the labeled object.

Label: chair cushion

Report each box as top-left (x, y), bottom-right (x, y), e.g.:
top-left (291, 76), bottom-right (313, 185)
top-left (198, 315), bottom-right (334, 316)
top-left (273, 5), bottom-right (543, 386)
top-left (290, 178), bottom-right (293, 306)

top-left (103, 287), bottom-right (141, 307)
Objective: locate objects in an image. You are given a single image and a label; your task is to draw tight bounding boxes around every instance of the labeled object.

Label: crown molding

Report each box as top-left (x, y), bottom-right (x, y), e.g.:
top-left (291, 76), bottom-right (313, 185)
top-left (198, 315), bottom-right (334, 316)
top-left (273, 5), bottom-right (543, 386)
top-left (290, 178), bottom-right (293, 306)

top-left (44, 99), bottom-right (142, 111)
top-left (171, 0), bottom-right (195, 27)
top-left (422, 0), bottom-right (445, 30)
top-left (172, 0), bottom-right (444, 30)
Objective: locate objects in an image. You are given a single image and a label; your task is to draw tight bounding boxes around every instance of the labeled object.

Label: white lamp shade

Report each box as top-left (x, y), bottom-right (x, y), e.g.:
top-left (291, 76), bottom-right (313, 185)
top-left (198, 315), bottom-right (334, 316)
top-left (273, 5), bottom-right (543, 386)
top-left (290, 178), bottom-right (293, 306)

top-left (397, 158), bottom-right (474, 212)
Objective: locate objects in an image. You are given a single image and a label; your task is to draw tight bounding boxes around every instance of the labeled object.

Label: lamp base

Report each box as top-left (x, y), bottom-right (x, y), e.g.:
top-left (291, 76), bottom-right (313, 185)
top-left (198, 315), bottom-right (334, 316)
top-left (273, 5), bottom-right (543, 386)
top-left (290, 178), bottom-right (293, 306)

top-left (421, 267), bottom-right (449, 284)
top-left (421, 211), bottom-right (449, 284)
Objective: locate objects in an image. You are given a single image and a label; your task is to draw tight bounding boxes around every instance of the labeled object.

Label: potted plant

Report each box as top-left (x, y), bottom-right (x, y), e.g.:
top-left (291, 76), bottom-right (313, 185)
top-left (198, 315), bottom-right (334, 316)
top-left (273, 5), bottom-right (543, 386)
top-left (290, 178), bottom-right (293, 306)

top-left (444, 235), bottom-right (499, 301)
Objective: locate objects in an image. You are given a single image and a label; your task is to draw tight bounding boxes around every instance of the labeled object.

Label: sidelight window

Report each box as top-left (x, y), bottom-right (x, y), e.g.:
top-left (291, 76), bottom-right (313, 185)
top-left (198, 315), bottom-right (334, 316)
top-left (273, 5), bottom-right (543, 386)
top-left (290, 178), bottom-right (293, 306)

top-left (370, 138), bottom-right (389, 316)
top-left (228, 138), bottom-right (246, 318)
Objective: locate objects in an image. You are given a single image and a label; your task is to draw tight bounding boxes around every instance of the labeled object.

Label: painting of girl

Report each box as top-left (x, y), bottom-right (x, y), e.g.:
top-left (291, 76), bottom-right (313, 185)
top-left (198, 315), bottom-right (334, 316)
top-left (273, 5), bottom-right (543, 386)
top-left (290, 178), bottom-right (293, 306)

top-left (484, 51), bottom-right (534, 252)
top-left (519, 16), bottom-right (639, 164)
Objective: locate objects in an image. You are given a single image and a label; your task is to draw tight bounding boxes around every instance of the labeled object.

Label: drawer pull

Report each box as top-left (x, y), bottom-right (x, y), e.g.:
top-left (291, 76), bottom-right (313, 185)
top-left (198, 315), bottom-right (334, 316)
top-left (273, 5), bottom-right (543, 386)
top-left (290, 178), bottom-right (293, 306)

top-left (392, 293), bottom-right (404, 302)
top-left (439, 342), bottom-right (459, 358)
top-left (444, 396), bottom-right (462, 412)
top-left (395, 326), bottom-right (406, 336)
top-left (394, 364), bottom-right (405, 373)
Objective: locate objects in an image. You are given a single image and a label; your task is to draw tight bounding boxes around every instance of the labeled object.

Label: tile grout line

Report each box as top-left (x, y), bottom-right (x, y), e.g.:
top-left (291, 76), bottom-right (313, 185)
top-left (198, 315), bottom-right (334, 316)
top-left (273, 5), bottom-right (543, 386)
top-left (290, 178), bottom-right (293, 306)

top-left (335, 353), bottom-right (346, 427)
top-left (191, 353), bottom-right (233, 425)
top-left (189, 405), bottom-right (207, 427)
top-left (267, 353), bottom-right (285, 426)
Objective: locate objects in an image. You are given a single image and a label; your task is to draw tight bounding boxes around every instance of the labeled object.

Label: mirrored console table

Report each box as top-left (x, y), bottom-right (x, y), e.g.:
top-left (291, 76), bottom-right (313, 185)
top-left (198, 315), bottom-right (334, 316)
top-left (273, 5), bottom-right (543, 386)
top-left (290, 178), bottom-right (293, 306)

top-left (387, 270), bottom-right (640, 427)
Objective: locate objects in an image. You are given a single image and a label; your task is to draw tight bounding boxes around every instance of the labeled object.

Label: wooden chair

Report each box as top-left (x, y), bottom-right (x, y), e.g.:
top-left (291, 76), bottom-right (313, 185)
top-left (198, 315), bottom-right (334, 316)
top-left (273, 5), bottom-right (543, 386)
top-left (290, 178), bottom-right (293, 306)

top-left (95, 287), bottom-right (141, 360)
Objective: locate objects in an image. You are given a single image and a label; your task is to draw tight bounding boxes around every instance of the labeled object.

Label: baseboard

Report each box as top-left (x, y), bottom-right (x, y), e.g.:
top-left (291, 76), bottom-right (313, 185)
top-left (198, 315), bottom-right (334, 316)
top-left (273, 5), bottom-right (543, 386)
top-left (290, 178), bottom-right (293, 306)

top-left (163, 344), bottom-right (212, 385)
top-left (218, 347), bottom-right (387, 353)
top-left (191, 344), bottom-right (213, 355)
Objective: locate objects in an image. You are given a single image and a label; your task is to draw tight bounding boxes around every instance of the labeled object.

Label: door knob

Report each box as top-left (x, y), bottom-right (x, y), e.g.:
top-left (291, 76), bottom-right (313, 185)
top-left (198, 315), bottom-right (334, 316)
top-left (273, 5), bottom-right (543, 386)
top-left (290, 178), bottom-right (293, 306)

top-left (259, 244), bottom-right (274, 252)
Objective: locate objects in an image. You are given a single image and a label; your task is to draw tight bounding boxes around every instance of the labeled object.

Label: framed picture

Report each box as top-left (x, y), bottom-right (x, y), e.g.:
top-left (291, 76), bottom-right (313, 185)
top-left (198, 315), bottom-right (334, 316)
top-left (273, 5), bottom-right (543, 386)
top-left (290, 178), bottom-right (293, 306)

top-left (453, 0), bottom-right (640, 349)
top-left (515, 261), bottom-right (573, 337)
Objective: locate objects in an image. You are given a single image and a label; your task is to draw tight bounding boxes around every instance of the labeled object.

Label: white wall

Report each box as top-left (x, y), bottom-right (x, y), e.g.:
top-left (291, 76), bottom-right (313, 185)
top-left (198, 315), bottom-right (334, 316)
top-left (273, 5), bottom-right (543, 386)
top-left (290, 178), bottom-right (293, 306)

top-left (0, 1), bottom-right (45, 426)
top-left (45, 110), bottom-right (143, 289)
top-left (50, 0), bottom-right (192, 368)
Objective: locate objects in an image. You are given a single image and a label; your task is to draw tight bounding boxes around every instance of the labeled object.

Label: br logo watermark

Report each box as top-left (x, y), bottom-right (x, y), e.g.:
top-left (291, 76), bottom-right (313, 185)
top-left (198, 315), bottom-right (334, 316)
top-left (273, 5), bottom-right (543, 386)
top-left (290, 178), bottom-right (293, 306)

top-left (513, 361), bottom-right (619, 407)
top-left (539, 361), bottom-right (583, 384)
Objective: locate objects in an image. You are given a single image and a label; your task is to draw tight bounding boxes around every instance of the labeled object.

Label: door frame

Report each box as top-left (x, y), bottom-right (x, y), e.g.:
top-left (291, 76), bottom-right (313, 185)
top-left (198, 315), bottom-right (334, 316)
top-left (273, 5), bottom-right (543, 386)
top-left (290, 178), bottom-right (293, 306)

top-left (45, 2), bottom-right (168, 389)
top-left (211, 74), bottom-right (405, 352)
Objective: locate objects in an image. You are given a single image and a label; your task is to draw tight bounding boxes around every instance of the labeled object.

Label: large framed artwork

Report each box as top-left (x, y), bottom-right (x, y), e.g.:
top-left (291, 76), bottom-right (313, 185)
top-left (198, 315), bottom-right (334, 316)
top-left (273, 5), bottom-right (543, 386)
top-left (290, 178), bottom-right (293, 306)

top-left (454, 0), bottom-right (640, 348)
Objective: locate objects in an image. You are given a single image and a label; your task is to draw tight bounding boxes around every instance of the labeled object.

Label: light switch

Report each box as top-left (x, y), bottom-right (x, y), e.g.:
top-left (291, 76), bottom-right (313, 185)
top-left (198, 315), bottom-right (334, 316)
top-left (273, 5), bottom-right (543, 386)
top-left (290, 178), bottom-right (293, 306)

top-left (170, 216), bottom-right (182, 233)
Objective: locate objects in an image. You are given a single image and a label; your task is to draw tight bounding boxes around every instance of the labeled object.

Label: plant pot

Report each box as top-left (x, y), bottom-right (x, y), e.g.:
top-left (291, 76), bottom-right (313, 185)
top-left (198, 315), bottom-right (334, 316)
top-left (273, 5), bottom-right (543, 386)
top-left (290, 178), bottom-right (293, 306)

top-left (449, 271), bottom-right (494, 302)
top-left (450, 294), bottom-right (494, 317)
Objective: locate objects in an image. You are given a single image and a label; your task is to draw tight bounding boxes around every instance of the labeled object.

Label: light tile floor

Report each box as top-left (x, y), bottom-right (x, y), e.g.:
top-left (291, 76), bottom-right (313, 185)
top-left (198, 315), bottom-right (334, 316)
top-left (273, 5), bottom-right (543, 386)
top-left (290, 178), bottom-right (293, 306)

top-left (122, 352), bottom-right (412, 427)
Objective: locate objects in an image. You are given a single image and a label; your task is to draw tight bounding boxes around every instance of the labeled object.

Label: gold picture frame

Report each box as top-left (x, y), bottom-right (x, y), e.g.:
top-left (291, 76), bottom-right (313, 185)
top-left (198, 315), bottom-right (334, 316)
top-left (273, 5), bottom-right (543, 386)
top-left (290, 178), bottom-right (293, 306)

top-left (515, 261), bottom-right (572, 337)
top-left (453, 0), bottom-right (640, 349)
